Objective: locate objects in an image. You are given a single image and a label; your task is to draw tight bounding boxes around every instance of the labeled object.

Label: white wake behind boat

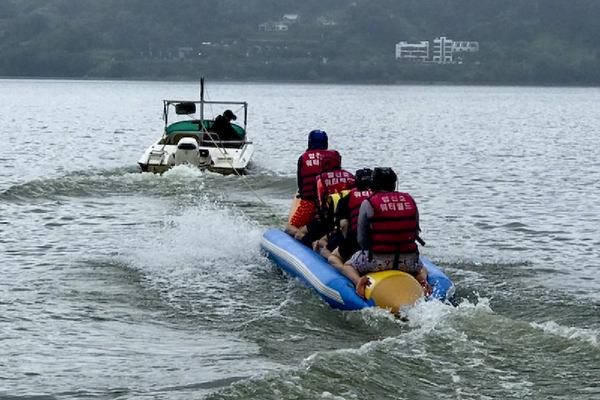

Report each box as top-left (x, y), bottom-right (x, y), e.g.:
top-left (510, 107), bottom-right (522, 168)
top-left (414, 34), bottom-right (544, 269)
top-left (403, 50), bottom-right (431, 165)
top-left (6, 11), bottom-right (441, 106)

top-left (138, 79), bottom-right (255, 175)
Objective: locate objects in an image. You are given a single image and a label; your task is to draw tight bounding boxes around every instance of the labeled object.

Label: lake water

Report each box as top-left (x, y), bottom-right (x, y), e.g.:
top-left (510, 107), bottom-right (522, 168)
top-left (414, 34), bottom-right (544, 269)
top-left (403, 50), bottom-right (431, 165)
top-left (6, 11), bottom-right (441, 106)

top-left (1, 79), bottom-right (599, 399)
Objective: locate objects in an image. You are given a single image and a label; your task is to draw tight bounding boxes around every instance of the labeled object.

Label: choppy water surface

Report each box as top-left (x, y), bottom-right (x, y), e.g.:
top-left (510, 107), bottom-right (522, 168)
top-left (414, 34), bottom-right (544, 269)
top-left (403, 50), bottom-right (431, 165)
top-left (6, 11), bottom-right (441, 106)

top-left (1, 79), bottom-right (599, 399)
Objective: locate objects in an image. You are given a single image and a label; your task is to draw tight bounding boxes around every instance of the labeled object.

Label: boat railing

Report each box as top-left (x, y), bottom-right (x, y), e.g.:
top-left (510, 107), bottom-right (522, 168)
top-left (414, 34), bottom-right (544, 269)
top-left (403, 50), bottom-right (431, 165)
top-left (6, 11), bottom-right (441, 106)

top-left (199, 133), bottom-right (250, 149)
top-left (164, 99), bottom-right (248, 133)
top-left (160, 131), bottom-right (251, 149)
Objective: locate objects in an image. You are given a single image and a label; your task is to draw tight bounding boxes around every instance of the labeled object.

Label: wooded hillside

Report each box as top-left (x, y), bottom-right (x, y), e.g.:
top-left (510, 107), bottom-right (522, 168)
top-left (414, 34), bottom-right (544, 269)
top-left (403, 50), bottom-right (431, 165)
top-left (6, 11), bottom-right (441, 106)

top-left (1, 0), bottom-right (599, 84)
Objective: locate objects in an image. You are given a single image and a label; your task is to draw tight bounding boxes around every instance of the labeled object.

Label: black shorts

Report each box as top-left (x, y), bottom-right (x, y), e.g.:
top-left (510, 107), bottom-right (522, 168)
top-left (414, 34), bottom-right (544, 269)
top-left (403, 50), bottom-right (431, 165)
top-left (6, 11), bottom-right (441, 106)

top-left (325, 231), bottom-right (345, 251)
top-left (337, 232), bottom-right (360, 260)
top-left (305, 219), bottom-right (331, 242)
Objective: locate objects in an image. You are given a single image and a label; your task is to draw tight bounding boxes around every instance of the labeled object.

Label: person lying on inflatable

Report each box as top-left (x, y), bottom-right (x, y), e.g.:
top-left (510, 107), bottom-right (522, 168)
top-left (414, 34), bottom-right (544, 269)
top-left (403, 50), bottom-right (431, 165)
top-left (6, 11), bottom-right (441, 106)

top-left (337, 167), bottom-right (432, 298)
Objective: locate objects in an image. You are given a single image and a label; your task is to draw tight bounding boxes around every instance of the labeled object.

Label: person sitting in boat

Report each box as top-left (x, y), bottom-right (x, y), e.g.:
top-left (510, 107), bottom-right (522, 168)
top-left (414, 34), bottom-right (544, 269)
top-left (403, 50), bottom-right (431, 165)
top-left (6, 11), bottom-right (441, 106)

top-left (297, 167), bottom-right (356, 255)
top-left (338, 167), bottom-right (432, 298)
top-left (326, 168), bottom-right (374, 271)
top-left (285, 130), bottom-right (342, 237)
top-left (212, 109), bottom-right (240, 142)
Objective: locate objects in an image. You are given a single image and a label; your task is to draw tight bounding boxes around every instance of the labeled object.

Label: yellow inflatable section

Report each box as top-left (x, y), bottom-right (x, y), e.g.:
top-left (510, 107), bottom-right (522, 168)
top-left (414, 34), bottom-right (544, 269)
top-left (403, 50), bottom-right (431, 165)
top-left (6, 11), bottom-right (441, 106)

top-left (364, 270), bottom-right (424, 315)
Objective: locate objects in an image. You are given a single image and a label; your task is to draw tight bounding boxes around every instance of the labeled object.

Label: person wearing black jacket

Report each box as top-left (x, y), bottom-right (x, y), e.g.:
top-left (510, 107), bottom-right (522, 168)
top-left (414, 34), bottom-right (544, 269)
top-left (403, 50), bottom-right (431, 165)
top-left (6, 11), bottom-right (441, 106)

top-left (212, 109), bottom-right (240, 141)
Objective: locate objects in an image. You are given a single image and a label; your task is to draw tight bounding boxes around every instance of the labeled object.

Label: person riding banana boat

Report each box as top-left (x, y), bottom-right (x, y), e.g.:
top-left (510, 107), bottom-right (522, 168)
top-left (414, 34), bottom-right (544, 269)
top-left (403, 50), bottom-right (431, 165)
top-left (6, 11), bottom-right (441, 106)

top-left (325, 168), bottom-right (374, 271)
top-left (285, 130), bottom-right (344, 239)
top-left (336, 167), bottom-right (432, 298)
top-left (299, 166), bottom-right (356, 258)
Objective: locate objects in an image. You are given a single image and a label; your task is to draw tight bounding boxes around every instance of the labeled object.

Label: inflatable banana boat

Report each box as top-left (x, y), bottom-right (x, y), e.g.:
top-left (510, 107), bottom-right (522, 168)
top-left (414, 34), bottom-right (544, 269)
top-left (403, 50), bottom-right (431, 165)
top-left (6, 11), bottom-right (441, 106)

top-left (260, 228), bottom-right (456, 315)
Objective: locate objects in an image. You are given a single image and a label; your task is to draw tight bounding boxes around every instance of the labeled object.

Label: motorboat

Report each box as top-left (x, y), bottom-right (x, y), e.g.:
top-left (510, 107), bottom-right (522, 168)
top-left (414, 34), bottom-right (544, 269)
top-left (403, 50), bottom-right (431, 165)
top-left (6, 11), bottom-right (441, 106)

top-left (138, 79), bottom-right (255, 174)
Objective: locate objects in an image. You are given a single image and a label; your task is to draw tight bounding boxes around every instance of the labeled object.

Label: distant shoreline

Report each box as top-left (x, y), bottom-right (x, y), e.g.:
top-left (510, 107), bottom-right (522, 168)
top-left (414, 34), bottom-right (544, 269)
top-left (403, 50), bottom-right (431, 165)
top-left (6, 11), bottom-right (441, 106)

top-left (2, 75), bottom-right (598, 88)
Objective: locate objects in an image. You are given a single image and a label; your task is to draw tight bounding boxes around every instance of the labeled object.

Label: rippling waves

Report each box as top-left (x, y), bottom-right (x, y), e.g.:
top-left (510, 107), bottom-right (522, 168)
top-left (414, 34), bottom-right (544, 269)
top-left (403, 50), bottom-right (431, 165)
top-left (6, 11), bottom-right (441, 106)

top-left (1, 80), bottom-right (599, 399)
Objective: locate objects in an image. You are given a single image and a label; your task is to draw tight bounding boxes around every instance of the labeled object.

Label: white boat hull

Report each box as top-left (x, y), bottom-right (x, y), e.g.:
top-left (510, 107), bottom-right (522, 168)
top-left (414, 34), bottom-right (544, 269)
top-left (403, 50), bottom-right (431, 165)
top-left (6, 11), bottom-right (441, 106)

top-left (138, 139), bottom-right (255, 175)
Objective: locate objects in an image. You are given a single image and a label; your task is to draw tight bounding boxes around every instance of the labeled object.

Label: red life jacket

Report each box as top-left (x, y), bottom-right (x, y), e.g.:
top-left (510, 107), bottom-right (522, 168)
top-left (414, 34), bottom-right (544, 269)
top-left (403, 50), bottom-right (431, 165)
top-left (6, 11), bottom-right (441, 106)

top-left (368, 192), bottom-right (419, 254)
top-left (298, 150), bottom-right (341, 201)
top-left (314, 169), bottom-right (355, 220)
top-left (347, 188), bottom-right (373, 233)
top-left (316, 169), bottom-right (355, 208)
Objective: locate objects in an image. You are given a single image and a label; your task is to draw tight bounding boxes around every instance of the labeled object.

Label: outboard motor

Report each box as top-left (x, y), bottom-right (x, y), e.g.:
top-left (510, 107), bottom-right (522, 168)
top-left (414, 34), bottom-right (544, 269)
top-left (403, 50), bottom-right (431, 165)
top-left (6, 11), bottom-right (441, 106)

top-left (173, 137), bottom-right (211, 168)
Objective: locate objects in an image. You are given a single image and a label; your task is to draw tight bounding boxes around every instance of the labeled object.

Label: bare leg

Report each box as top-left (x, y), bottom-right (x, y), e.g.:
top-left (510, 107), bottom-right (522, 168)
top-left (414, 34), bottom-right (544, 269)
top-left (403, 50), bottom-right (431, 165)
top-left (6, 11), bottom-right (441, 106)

top-left (415, 265), bottom-right (432, 297)
top-left (339, 257), bottom-right (369, 299)
top-left (340, 261), bottom-right (362, 285)
top-left (311, 235), bottom-right (325, 250)
top-left (293, 226), bottom-right (308, 241)
top-left (285, 224), bottom-right (300, 236)
top-left (319, 247), bottom-right (333, 259)
top-left (327, 248), bottom-right (345, 271)
top-left (314, 236), bottom-right (331, 258)
top-left (355, 275), bottom-right (371, 299)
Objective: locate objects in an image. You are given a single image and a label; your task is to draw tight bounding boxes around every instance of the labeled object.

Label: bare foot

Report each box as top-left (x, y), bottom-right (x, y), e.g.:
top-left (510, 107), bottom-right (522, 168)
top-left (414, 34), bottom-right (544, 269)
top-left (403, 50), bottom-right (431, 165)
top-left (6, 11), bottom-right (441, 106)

top-left (355, 275), bottom-right (372, 299)
top-left (420, 281), bottom-right (432, 297)
top-left (311, 241), bottom-right (319, 252)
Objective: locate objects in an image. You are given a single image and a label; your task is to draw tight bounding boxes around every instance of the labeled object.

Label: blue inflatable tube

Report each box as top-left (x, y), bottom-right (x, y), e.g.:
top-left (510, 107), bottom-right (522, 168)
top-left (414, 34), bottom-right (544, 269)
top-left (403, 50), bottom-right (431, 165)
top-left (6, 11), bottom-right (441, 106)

top-left (260, 228), bottom-right (455, 311)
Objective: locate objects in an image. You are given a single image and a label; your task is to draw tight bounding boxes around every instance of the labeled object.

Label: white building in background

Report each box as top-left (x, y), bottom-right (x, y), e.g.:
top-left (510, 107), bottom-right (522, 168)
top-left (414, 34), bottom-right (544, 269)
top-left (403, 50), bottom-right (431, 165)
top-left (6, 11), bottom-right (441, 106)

top-left (259, 21), bottom-right (289, 31)
top-left (281, 14), bottom-right (299, 23)
top-left (453, 41), bottom-right (480, 53)
top-left (395, 37), bottom-right (479, 64)
top-left (259, 14), bottom-right (299, 32)
top-left (432, 36), bottom-right (454, 63)
top-left (395, 41), bottom-right (429, 61)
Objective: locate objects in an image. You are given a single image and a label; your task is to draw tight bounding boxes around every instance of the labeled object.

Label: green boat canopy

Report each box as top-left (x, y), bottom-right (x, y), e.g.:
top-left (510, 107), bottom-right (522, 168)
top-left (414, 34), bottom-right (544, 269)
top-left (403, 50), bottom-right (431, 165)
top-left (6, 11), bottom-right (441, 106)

top-left (159, 120), bottom-right (247, 147)
top-left (165, 120), bottom-right (245, 137)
